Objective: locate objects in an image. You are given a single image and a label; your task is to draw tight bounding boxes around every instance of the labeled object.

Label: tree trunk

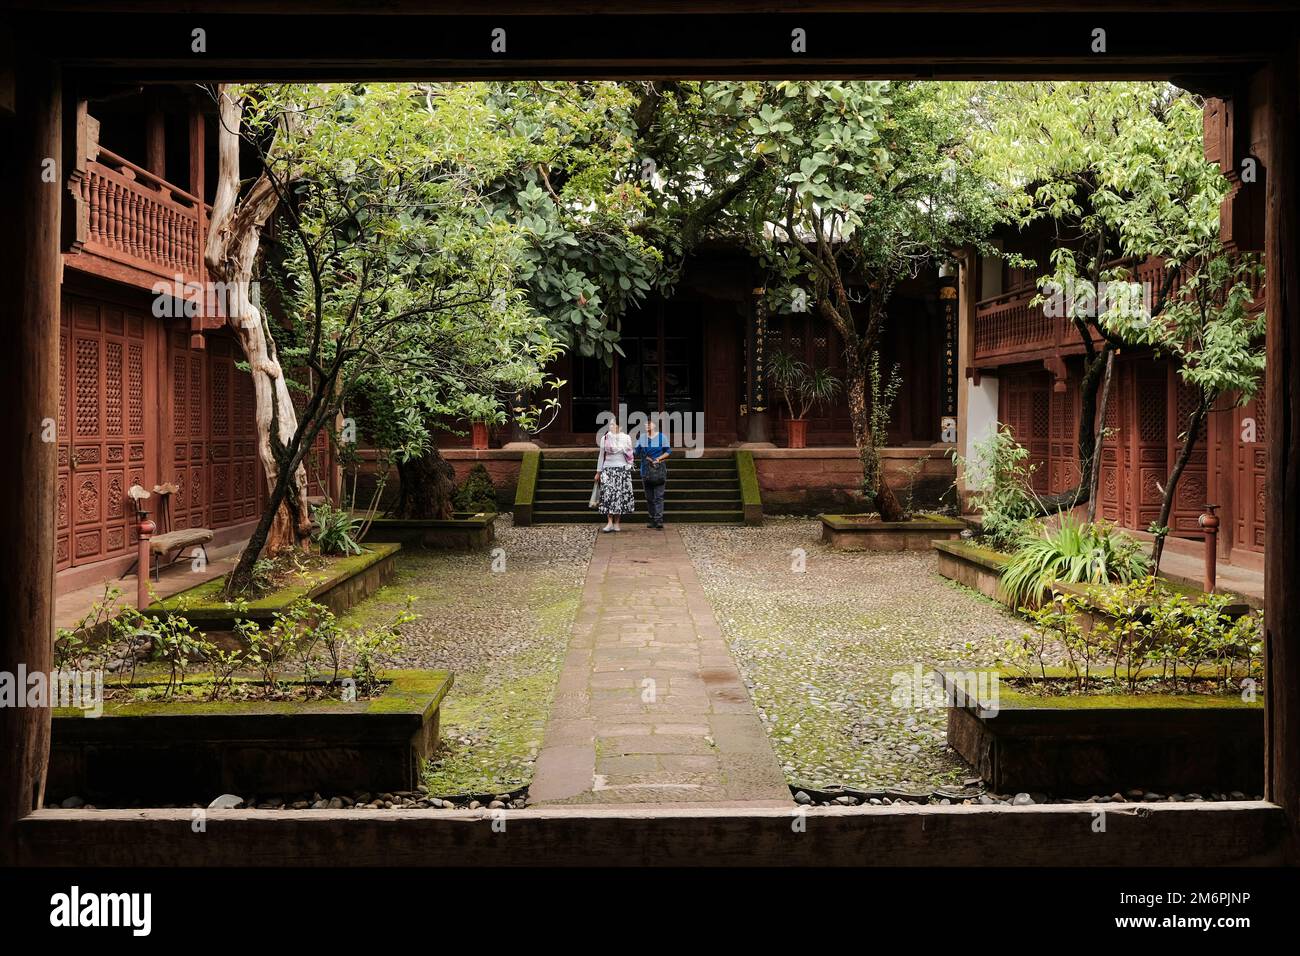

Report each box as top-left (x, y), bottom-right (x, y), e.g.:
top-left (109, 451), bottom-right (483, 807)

top-left (392, 446), bottom-right (456, 520)
top-left (204, 84), bottom-right (313, 594)
top-left (1086, 350), bottom-right (1116, 523)
top-left (1034, 341), bottom-right (1117, 515)
top-left (1151, 398), bottom-right (1209, 572)
top-left (844, 361), bottom-right (905, 521)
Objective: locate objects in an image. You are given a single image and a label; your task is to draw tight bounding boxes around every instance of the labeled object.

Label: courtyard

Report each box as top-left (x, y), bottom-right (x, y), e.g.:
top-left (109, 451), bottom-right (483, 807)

top-left (3, 9), bottom-right (1294, 885)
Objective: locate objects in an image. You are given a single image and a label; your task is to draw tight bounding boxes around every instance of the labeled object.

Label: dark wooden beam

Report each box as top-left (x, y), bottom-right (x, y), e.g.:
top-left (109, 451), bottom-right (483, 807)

top-left (5, 12), bottom-right (1286, 84)
top-left (1263, 39), bottom-right (1300, 862)
top-left (15, 803), bottom-right (1288, 867)
top-left (3, 1), bottom-right (1298, 13)
top-left (0, 56), bottom-right (60, 866)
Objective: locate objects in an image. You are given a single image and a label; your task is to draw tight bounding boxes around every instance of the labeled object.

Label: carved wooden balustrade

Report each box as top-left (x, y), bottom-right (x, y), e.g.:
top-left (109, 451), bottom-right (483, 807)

top-left (973, 253), bottom-right (1264, 367)
top-left (972, 285), bottom-right (1073, 365)
top-left (75, 146), bottom-right (209, 287)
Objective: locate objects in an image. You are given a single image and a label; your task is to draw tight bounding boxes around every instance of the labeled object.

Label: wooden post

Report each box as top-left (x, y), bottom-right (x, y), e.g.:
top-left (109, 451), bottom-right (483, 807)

top-left (145, 90), bottom-right (165, 180)
top-left (1262, 42), bottom-right (1300, 859)
top-left (0, 57), bottom-right (60, 864)
top-left (742, 288), bottom-right (773, 446)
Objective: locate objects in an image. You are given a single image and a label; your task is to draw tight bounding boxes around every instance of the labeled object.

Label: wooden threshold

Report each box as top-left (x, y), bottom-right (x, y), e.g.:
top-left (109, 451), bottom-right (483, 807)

top-left (15, 801), bottom-right (1287, 867)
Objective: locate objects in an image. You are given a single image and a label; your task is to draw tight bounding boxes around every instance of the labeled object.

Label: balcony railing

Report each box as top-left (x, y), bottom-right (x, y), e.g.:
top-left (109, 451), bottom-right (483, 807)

top-left (76, 146), bottom-right (209, 284)
top-left (975, 251), bottom-right (1266, 367)
top-left (973, 288), bottom-right (1073, 364)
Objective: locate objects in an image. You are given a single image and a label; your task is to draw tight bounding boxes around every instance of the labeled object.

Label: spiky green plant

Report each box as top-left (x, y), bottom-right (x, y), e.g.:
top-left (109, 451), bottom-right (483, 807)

top-left (999, 514), bottom-right (1149, 611)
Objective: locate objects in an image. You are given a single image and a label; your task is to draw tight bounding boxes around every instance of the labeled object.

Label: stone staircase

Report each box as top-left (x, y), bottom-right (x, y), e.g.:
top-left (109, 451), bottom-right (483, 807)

top-left (532, 452), bottom-right (745, 524)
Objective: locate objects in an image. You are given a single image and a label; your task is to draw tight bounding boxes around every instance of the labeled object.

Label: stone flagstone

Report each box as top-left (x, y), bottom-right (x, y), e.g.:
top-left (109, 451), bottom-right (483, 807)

top-left (529, 527), bottom-right (791, 807)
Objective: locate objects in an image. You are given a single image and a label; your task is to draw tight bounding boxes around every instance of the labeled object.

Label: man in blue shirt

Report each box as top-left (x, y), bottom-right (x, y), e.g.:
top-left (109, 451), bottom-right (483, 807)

top-left (635, 418), bottom-right (672, 530)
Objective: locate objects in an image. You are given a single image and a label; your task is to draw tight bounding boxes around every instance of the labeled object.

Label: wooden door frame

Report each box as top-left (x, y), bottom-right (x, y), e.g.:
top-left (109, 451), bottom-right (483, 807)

top-left (2, 5), bottom-right (1298, 867)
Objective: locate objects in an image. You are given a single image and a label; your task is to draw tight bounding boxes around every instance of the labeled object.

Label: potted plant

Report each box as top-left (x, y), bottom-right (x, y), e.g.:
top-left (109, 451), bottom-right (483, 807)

top-left (470, 418), bottom-right (491, 450)
top-left (767, 350), bottom-right (842, 449)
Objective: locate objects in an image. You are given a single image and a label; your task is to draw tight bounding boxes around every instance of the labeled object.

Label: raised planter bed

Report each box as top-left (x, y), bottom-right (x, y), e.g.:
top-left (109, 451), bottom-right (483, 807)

top-left (145, 543), bottom-right (401, 632)
top-left (48, 669), bottom-right (453, 803)
top-left (931, 540), bottom-right (1252, 625)
top-left (935, 669), bottom-right (1263, 794)
top-left (360, 512), bottom-right (496, 551)
top-left (932, 538), bottom-right (1010, 601)
top-left (820, 512), bottom-right (966, 551)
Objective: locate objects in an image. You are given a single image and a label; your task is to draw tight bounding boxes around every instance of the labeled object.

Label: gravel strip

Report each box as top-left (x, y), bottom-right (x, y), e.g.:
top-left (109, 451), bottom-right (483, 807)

top-left (340, 516), bottom-right (592, 798)
top-left (681, 518), bottom-right (1025, 792)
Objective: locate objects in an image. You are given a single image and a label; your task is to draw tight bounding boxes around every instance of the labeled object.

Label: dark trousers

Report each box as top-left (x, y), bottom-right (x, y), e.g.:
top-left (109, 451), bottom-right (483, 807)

top-left (644, 479), bottom-right (666, 525)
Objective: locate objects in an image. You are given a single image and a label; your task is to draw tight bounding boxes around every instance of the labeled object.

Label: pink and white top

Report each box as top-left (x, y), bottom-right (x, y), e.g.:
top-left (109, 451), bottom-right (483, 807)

top-left (596, 431), bottom-right (634, 470)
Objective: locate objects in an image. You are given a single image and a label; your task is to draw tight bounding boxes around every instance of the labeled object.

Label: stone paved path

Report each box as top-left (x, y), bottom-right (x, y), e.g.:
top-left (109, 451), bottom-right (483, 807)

top-left (529, 526), bottom-right (791, 807)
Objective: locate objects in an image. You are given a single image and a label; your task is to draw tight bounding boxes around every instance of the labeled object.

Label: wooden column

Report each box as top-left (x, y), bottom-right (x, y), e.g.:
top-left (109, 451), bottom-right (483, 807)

top-left (0, 57), bottom-right (61, 864)
top-left (741, 288), bottom-right (773, 446)
top-left (954, 250), bottom-right (975, 501)
top-left (1262, 42), bottom-right (1300, 859)
top-left (144, 90), bottom-right (165, 179)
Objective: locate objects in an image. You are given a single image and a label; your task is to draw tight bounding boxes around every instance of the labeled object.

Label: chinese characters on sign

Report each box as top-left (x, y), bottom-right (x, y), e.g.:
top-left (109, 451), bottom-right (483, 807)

top-left (939, 279), bottom-right (958, 441)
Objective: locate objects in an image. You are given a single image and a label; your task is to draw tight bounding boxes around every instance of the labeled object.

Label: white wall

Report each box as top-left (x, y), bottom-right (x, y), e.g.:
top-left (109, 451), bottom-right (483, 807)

top-left (962, 375), bottom-right (1000, 489)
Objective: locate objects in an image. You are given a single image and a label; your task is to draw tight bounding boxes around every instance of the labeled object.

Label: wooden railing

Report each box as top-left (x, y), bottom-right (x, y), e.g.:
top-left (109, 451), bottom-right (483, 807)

top-left (972, 253), bottom-right (1265, 366)
top-left (973, 287), bottom-right (1072, 364)
top-left (77, 146), bottom-right (209, 284)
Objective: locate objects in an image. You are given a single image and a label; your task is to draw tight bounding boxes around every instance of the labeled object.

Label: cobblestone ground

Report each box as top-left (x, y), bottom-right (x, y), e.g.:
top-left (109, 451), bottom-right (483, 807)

top-left (681, 518), bottom-right (1026, 792)
top-left (339, 517), bottom-right (592, 798)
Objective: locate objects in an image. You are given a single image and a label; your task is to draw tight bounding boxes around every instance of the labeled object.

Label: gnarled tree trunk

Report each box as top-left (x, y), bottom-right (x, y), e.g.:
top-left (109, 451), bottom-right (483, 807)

top-left (205, 84), bottom-right (313, 593)
top-left (392, 447), bottom-right (456, 520)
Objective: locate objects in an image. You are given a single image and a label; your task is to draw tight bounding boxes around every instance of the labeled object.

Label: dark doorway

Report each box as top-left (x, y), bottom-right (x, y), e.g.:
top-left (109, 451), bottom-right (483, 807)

top-left (572, 299), bottom-right (704, 434)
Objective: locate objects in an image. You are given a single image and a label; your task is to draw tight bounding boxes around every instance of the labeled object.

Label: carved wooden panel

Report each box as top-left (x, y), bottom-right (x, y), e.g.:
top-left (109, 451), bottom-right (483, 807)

top-left (1047, 382), bottom-right (1080, 493)
top-left (58, 294), bottom-right (153, 568)
top-left (1234, 394), bottom-right (1267, 553)
top-left (206, 333), bottom-right (263, 527)
top-left (166, 332), bottom-right (208, 531)
top-left (998, 368), bottom-right (1051, 493)
top-left (1098, 365), bottom-right (1125, 525)
top-left (1168, 372), bottom-right (1207, 536)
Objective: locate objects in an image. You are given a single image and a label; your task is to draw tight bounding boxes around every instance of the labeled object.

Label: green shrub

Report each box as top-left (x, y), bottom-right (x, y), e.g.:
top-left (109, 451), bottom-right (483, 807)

top-left (953, 425), bottom-right (1041, 551)
top-left (999, 514), bottom-right (1149, 610)
top-left (1008, 575), bottom-right (1263, 694)
top-left (454, 463), bottom-right (499, 513)
top-left (312, 501), bottom-right (363, 556)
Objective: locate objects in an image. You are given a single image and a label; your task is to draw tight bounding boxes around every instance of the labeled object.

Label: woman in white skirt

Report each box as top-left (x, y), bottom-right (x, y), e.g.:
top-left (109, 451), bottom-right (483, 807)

top-left (594, 420), bottom-right (636, 532)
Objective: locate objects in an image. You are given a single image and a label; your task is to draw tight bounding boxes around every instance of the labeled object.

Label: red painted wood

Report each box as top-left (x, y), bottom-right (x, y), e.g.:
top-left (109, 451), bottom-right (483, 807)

top-left (56, 293), bottom-right (154, 568)
top-left (165, 330), bottom-right (208, 531)
top-left (205, 334), bottom-right (263, 528)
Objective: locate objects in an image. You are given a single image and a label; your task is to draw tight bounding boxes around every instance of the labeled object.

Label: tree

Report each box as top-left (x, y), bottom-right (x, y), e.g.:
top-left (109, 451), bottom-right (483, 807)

top-left (968, 82), bottom-right (1232, 512)
top-left (480, 82), bottom-right (668, 368)
top-left (205, 86), bottom-right (313, 558)
top-left (1105, 255), bottom-right (1264, 570)
top-left (709, 81), bottom-right (1002, 518)
top-left (207, 83), bottom-right (558, 595)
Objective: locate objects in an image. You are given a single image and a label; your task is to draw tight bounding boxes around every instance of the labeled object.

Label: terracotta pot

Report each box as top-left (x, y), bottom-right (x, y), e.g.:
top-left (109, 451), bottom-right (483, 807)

top-left (786, 419), bottom-right (808, 449)
top-left (471, 421), bottom-right (490, 450)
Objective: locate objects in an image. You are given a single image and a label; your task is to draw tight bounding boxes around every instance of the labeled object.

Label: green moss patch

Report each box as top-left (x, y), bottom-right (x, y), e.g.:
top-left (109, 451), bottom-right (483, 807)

top-left (932, 538), bottom-right (1011, 568)
top-left (148, 543), bottom-right (400, 620)
top-left (53, 669), bottom-right (451, 720)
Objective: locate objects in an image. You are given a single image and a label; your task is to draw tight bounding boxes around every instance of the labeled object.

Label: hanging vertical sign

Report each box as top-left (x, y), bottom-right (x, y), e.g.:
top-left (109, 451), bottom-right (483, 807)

top-left (939, 276), bottom-right (958, 443)
top-left (749, 288), bottom-right (768, 413)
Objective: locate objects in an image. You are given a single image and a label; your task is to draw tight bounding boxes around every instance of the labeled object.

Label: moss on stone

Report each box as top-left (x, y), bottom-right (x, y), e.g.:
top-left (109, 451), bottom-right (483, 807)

top-left (736, 449), bottom-right (761, 505)
top-left (933, 538), bottom-right (1011, 567)
top-left (149, 544), bottom-right (400, 618)
top-left (514, 449), bottom-right (540, 507)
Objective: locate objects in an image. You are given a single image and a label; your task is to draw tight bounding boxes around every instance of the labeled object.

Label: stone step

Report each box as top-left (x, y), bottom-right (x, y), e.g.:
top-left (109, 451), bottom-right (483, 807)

top-left (540, 468), bottom-right (738, 480)
top-left (535, 498), bottom-right (742, 512)
top-left (535, 487), bottom-right (742, 501)
top-left (532, 509), bottom-right (744, 524)
top-left (537, 474), bottom-right (739, 486)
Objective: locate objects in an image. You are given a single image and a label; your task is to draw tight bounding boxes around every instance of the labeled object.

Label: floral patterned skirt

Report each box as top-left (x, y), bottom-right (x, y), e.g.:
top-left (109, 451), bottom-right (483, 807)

top-left (597, 466), bottom-right (636, 515)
